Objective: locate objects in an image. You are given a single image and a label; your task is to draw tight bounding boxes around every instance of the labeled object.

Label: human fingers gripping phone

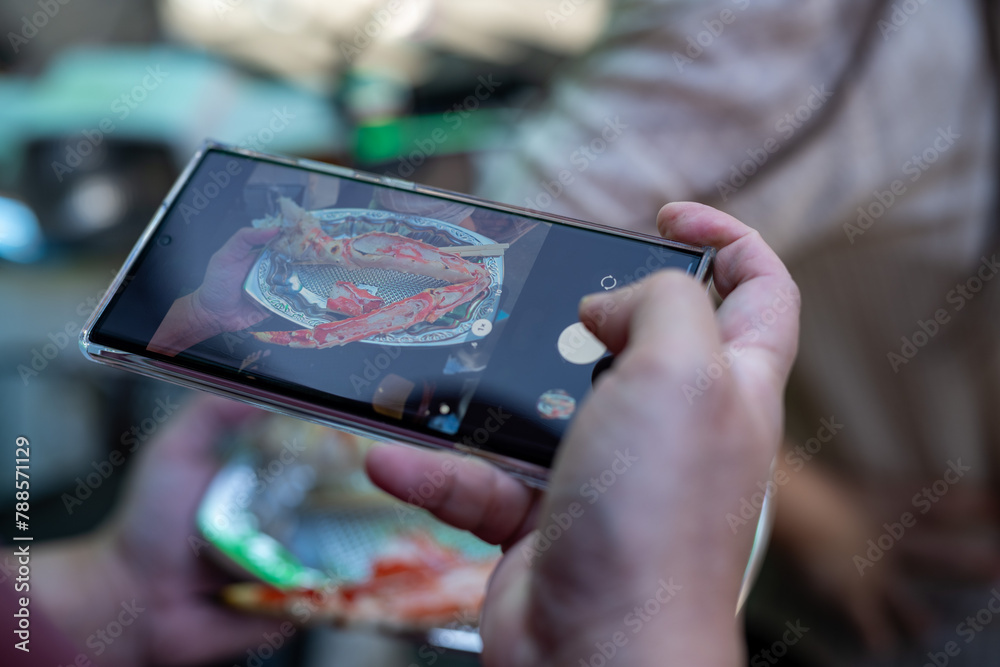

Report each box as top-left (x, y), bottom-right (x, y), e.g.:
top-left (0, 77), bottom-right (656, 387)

top-left (80, 142), bottom-right (715, 487)
top-left (366, 204), bottom-right (801, 665)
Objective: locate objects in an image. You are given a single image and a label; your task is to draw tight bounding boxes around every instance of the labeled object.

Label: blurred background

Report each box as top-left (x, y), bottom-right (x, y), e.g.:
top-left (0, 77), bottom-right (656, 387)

top-left (0, 1), bottom-right (606, 665)
top-left (2, 1), bottom-right (999, 666)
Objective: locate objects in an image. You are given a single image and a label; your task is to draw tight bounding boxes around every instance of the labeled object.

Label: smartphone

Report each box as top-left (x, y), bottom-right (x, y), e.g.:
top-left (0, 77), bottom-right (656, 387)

top-left (80, 142), bottom-right (715, 487)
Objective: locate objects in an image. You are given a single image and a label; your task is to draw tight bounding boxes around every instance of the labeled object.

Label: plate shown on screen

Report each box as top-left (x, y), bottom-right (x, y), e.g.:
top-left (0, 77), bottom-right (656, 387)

top-left (244, 208), bottom-right (504, 346)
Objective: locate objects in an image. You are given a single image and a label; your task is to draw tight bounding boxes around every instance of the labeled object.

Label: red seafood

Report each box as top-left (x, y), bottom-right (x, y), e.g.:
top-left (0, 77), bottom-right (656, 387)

top-left (222, 534), bottom-right (497, 630)
top-left (325, 281), bottom-right (384, 317)
top-left (252, 199), bottom-right (491, 348)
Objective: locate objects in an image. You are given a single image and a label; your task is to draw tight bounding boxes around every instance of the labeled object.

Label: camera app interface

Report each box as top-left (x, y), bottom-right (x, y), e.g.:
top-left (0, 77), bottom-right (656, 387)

top-left (90, 149), bottom-right (705, 466)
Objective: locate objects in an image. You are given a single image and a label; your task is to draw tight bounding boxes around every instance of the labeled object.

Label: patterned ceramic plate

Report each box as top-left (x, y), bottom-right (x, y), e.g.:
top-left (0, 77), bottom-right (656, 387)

top-left (244, 208), bottom-right (503, 346)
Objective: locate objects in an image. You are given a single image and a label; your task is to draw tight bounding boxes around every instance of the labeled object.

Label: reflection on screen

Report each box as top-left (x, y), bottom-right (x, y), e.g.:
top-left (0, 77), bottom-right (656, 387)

top-left (91, 149), bottom-right (704, 467)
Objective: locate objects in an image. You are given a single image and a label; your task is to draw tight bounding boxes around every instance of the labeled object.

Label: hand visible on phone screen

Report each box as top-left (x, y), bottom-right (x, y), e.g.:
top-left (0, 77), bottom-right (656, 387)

top-left (191, 226), bottom-right (280, 334)
top-left (365, 202), bottom-right (801, 666)
top-left (148, 227), bottom-right (279, 356)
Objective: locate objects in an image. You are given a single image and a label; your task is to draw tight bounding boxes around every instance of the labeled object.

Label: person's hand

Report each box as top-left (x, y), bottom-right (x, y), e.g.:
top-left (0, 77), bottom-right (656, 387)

top-left (34, 395), bottom-right (284, 666)
top-left (365, 202), bottom-right (801, 665)
top-left (190, 226), bottom-right (280, 334)
top-left (149, 226), bottom-right (278, 356)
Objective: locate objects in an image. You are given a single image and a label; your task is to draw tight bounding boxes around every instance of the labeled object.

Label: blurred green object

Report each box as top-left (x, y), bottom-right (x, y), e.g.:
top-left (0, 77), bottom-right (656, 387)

top-left (197, 454), bottom-right (499, 590)
top-left (353, 110), bottom-right (505, 168)
top-left (0, 45), bottom-right (344, 187)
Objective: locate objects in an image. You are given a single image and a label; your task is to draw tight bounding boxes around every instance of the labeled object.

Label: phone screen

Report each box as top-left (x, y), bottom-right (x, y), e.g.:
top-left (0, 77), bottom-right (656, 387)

top-left (89, 149), bottom-right (706, 468)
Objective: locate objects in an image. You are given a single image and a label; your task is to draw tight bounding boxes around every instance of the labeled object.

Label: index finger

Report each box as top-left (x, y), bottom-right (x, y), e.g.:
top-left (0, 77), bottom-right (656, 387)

top-left (365, 444), bottom-right (540, 550)
top-left (657, 202), bottom-right (800, 382)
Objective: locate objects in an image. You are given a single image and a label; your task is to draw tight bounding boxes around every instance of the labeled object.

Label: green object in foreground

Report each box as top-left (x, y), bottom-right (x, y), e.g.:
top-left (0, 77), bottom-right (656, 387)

top-left (197, 456), bottom-right (500, 591)
top-left (196, 460), bottom-right (327, 590)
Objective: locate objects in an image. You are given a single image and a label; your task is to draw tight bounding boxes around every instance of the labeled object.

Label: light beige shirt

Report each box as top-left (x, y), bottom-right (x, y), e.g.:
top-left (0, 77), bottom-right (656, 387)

top-left (476, 0), bottom-right (1000, 489)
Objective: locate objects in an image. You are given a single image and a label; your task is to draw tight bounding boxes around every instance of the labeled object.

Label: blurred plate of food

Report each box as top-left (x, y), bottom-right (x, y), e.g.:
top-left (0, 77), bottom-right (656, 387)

top-left (196, 415), bottom-right (500, 648)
